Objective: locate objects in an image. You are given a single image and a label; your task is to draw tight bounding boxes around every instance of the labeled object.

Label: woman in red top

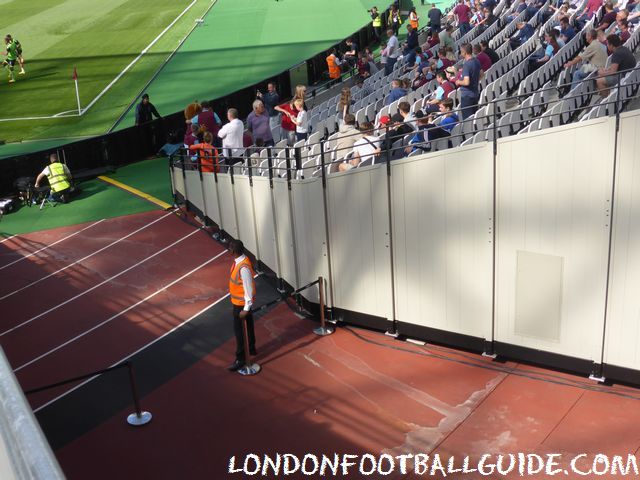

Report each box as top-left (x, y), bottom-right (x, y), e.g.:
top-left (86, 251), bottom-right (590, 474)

top-left (274, 102), bottom-right (297, 145)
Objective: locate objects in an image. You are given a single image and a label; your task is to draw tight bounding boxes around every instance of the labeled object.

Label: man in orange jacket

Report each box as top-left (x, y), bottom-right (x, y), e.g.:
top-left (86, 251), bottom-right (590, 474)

top-left (227, 239), bottom-right (257, 371)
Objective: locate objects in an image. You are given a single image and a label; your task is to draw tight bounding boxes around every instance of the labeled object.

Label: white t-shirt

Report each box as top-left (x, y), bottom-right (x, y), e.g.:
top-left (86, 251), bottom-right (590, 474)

top-left (296, 110), bottom-right (308, 134)
top-left (218, 118), bottom-right (245, 157)
top-left (353, 135), bottom-right (379, 164)
top-left (387, 35), bottom-right (400, 58)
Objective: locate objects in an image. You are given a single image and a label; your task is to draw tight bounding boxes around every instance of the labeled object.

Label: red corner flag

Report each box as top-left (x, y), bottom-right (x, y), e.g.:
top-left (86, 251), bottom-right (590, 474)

top-left (72, 67), bottom-right (78, 81)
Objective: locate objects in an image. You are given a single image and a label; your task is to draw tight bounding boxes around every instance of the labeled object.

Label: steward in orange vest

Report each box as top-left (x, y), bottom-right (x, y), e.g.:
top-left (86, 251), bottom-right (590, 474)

top-left (326, 49), bottom-right (342, 80)
top-left (227, 239), bottom-right (257, 371)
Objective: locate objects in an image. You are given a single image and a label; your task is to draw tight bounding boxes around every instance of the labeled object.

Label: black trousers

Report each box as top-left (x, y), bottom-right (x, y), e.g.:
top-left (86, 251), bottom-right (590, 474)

top-left (233, 305), bottom-right (255, 361)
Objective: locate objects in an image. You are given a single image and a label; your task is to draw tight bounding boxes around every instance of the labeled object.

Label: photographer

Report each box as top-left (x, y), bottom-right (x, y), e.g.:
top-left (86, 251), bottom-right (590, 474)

top-left (369, 6), bottom-right (382, 42)
top-left (35, 153), bottom-right (73, 204)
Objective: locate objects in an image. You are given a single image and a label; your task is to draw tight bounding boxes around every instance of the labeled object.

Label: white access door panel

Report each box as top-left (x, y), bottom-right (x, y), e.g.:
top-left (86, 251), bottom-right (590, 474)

top-left (251, 176), bottom-right (279, 276)
top-left (495, 118), bottom-right (615, 361)
top-left (172, 166), bottom-right (185, 199)
top-left (391, 143), bottom-right (494, 339)
top-left (604, 111), bottom-right (640, 370)
top-left (202, 173), bottom-right (221, 226)
top-left (233, 176), bottom-right (258, 257)
top-left (217, 174), bottom-right (238, 239)
top-left (291, 178), bottom-right (330, 304)
top-left (184, 170), bottom-right (204, 214)
top-left (326, 165), bottom-right (393, 319)
top-left (272, 178), bottom-right (298, 288)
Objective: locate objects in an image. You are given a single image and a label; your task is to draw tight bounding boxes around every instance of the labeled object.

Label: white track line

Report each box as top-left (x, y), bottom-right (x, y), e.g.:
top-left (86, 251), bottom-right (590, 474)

top-left (0, 211), bottom-right (174, 301)
top-left (0, 220), bottom-right (105, 271)
top-left (0, 235), bottom-right (16, 244)
top-left (15, 249), bottom-right (228, 373)
top-left (32, 289), bottom-right (231, 414)
top-left (80, 0), bottom-right (198, 116)
top-left (0, 228), bottom-right (200, 337)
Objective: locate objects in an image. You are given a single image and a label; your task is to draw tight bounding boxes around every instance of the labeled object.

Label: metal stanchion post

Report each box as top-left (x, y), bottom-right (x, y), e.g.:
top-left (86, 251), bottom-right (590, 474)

top-left (126, 362), bottom-right (152, 426)
top-left (313, 276), bottom-right (334, 336)
top-left (238, 315), bottom-right (261, 376)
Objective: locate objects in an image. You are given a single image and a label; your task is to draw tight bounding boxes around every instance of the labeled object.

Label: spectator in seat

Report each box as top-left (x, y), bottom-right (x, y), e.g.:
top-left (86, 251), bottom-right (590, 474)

top-left (473, 43), bottom-right (492, 73)
top-left (256, 82), bottom-right (280, 139)
top-left (564, 29), bottom-right (608, 90)
top-left (508, 0), bottom-right (527, 22)
top-left (424, 70), bottom-right (456, 112)
top-left (477, 7), bottom-right (498, 33)
top-left (510, 22), bottom-right (535, 50)
top-left (336, 113), bottom-right (362, 159)
top-left (597, 34), bottom-right (637, 97)
top-left (455, 44), bottom-right (481, 120)
top-left (481, 40), bottom-right (499, 64)
top-left (356, 52), bottom-right (371, 78)
top-left (385, 79), bottom-right (407, 105)
top-left (398, 101), bottom-right (416, 129)
top-left (405, 99), bottom-right (459, 154)
top-left (218, 108), bottom-right (245, 161)
top-left (559, 16), bottom-right (576, 43)
top-left (436, 48), bottom-right (455, 71)
top-left (189, 132), bottom-right (219, 173)
top-left (411, 65), bottom-right (431, 90)
top-left (616, 19), bottom-right (631, 43)
top-left (452, 0), bottom-right (472, 35)
top-left (576, 0), bottom-right (604, 29)
top-left (339, 122), bottom-right (380, 171)
top-left (246, 100), bottom-right (274, 147)
top-left (529, 30), bottom-right (560, 72)
top-left (597, 2), bottom-right (617, 31)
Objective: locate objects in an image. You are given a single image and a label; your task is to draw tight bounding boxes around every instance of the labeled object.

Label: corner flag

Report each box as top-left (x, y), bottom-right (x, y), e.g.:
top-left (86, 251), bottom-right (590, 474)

top-left (72, 66), bottom-right (81, 115)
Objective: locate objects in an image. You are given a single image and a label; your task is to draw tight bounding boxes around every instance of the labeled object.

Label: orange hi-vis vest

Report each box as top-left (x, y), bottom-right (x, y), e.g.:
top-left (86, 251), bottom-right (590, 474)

top-left (410, 12), bottom-right (419, 30)
top-left (229, 256), bottom-right (256, 306)
top-left (327, 54), bottom-right (341, 79)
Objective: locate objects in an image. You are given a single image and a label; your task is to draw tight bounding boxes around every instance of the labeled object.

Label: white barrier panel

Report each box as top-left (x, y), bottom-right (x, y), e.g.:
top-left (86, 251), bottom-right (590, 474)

top-left (252, 176), bottom-right (280, 276)
top-left (233, 176), bottom-right (258, 257)
top-left (495, 117), bottom-right (616, 361)
top-left (604, 111), bottom-right (640, 370)
top-left (273, 178), bottom-right (298, 288)
top-left (0, 348), bottom-right (64, 479)
top-left (327, 165), bottom-right (393, 319)
top-left (172, 166), bottom-right (186, 200)
top-left (184, 169), bottom-right (205, 215)
top-left (202, 173), bottom-right (222, 226)
top-left (291, 177), bottom-right (330, 304)
top-left (391, 143), bottom-right (494, 339)
top-left (217, 174), bottom-right (238, 238)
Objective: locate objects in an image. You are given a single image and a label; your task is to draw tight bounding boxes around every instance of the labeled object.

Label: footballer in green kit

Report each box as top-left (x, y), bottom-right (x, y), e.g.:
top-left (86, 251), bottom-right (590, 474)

top-left (2, 35), bottom-right (25, 83)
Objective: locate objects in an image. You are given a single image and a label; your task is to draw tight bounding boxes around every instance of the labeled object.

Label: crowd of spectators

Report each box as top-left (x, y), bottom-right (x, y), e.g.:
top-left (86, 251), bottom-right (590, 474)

top-left (174, 0), bottom-right (638, 173)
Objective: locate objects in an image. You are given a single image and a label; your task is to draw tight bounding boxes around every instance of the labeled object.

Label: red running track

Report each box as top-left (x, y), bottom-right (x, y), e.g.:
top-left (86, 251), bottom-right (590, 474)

top-left (0, 210), bottom-right (233, 410)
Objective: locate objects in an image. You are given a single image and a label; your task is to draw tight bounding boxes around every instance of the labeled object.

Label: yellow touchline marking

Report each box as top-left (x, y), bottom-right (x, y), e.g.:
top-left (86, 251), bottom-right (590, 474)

top-left (98, 175), bottom-right (172, 210)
